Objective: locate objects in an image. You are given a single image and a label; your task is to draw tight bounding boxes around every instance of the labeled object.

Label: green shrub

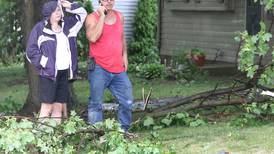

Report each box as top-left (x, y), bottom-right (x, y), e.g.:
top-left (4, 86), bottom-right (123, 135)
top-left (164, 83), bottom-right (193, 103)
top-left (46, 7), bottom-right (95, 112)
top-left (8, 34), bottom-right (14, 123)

top-left (129, 47), bottom-right (160, 65)
top-left (129, 0), bottom-right (159, 64)
top-left (164, 48), bottom-right (206, 82)
top-left (127, 63), bottom-right (138, 73)
top-left (136, 63), bottom-right (164, 80)
top-left (0, 96), bottom-right (22, 113)
top-left (191, 48), bottom-right (205, 56)
top-left (0, 1), bottom-right (23, 65)
top-left (170, 48), bottom-right (190, 66)
top-left (76, 0), bottom-right (93, 61)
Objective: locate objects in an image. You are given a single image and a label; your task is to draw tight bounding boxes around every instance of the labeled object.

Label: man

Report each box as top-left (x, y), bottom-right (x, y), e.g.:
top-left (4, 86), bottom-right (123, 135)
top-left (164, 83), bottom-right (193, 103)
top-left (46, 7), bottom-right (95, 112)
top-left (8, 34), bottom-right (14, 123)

top-left (85, 0), bottom-right (133, 131)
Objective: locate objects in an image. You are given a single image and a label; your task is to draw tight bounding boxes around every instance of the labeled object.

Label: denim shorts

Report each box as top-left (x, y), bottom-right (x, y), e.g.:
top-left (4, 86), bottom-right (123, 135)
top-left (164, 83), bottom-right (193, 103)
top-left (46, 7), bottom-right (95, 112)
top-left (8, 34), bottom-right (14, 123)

top-left (39, 69), bottom-right (69, 104)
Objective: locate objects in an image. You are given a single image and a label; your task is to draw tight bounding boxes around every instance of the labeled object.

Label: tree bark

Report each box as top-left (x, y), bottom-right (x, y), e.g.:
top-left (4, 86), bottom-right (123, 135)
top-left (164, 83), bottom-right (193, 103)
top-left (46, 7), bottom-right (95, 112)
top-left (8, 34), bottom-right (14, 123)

top-left (18, 0), bottom-right (45, 115)
top-left (98, 83), bottom-right (268, 119)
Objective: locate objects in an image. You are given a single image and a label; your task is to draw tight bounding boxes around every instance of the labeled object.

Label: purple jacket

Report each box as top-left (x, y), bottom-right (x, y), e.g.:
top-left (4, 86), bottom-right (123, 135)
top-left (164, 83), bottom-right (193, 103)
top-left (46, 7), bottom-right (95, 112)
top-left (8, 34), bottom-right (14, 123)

top-left (26, 2), bottom-right (87, 80)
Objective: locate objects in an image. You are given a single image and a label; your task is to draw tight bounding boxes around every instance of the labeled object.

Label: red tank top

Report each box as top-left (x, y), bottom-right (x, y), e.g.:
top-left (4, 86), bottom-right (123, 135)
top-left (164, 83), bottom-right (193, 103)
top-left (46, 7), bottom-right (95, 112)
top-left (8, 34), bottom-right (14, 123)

top-left (89, 11), bottom-right (124, 73)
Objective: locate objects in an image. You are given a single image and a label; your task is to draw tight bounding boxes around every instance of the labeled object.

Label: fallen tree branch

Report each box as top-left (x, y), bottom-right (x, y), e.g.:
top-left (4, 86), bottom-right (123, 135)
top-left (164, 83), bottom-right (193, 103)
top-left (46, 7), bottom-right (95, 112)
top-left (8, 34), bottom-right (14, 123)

top-left (143, 87), bottom-right (152, 110)
top-left (150, 85), bottom-right (251, 113)
top-left (145, 96), bottom-right (268, 118)
top-left (61, 128), bottom-right (105, 139)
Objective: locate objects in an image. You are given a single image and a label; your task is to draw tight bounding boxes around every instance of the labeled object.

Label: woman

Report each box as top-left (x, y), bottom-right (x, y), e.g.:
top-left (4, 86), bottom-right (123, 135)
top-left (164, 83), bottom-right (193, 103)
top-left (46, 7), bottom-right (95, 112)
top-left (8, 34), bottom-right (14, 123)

top-left (26, 0), bottom-right (87, 123)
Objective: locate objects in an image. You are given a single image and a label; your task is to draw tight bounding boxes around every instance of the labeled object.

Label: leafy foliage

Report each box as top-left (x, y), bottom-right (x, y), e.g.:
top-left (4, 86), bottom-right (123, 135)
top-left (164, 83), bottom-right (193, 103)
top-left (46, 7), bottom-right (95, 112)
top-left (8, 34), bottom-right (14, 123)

top-left (129, 0), bottom-right (160, 64)
top-left (234, 0), bottom-right (274, 126)
top-left (0, 112), bottom-right (173, 153)
top-left (0, 0), bottom-right (23, 65)
top-left (132, 112), bottom-right (206, 131)
top-left (256, 0), bottom-right (274, 10)
top-left (235, 22), bottom-right (273, 80)
top-left (230, 100), bottom-right (274, 127)
top-left (0, 96), bottom-right (23, 113)
top-left (135, 63), bottom-right (165, 80)
top-left (236, 0), bottom-right (274, 86)
top-left (191, 48), bottom-right (205, 56)
top-left (129, 47), bottom-right (160, 65)
top-left (128, 47), bottom-right (206, 80)
top-left (164, 48), bottom-right (206, 82)
top-left (75, 0), bottom-right (93, 61)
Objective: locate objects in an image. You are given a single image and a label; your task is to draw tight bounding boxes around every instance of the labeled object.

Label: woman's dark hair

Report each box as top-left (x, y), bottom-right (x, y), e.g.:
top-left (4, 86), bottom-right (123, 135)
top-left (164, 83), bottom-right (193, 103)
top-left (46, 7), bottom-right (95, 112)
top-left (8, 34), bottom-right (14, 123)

top-left (45, 19), bottom-right (63, 30)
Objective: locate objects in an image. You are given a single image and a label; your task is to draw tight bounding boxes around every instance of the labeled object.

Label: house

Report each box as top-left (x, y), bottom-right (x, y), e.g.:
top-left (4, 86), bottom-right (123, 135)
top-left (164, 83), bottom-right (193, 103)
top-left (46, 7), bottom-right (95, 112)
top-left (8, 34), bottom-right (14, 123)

top-left (158, 0), bottom-right (263, 63)
top-left (92, 0), bottom-right (139, 41)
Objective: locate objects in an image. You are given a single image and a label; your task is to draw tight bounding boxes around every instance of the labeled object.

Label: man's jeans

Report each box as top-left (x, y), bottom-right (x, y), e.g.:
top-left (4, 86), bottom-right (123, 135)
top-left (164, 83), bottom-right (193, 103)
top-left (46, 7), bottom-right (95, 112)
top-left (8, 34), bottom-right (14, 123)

top-left (88, 65), bottom-right (133, 131)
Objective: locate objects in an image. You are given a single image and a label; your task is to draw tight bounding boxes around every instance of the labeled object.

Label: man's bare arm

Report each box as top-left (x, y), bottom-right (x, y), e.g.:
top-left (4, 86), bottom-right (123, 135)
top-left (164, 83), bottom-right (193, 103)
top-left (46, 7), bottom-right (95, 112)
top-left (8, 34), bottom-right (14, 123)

top-left (120, 13), bottom-right (128, 71)
top-left (85, 8), bottom-right (106, 42)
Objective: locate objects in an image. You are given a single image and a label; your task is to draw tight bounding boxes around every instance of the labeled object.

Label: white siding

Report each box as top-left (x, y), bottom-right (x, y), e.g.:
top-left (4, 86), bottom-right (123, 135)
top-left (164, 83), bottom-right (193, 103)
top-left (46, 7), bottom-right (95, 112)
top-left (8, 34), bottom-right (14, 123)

top-left (92, 0), bottom-right (139, 41)
top-left (160, 0), bottom-right (246, 63)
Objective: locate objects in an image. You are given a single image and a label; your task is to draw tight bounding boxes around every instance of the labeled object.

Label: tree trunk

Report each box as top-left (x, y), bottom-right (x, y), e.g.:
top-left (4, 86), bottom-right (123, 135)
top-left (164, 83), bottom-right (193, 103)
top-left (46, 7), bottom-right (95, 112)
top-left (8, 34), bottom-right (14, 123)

top-left (17, 0), bottom-right (44, 115)
top-left (18, 0), bottom-right (78, 116)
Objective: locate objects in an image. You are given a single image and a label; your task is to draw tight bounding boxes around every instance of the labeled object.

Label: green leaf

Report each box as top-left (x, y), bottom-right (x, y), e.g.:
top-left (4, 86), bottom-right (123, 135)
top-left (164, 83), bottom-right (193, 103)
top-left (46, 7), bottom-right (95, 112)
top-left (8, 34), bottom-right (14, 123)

top-left (189, 119), bottom-right (205, 127)
top-left (64, 121), bottom-right (77, 134)
top-left (262, 33), bottom-right (272, 42)
top-left (161, 118), bottom-right (172, 126)
top-left (234, 36), bottom-right (241, 42)
top-left (105, 118), bottom-right (115, 129)
top-left (252, 108), bottom-right (262, 115)
top-left (108, 143), bottom-right (126, 154)
top-left (143, 116), bottom-right (155, 127)
top-left (70, 110), bottom-right (77, 117)
top-left (153, 125), bottom-right (163, 130)
top-left (18, 120), bottom-right (33, 129)
top-left (251, 35), bottom-right (258, 43)
top-left (262, 103), bottom-right (269, 110)
top-left (128, 143), bottom-right (141, 153)
top-left (260, 22), bottom-right (266, 31)
top-left (270, 104), bottom-right (274, 114)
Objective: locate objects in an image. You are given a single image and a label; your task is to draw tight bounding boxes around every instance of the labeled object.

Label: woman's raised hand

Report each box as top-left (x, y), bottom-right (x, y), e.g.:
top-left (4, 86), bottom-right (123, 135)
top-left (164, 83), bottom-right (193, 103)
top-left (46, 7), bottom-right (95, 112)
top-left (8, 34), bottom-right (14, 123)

top-left (60, 0), bottom-right (72, 9)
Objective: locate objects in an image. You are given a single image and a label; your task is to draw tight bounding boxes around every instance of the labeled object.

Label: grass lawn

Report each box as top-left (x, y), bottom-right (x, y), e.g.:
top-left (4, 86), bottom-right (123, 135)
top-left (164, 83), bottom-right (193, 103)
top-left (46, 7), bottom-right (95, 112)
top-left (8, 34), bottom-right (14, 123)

top-left (0, 64), bottom-right (232, 105)
top-left (153, 123), bottom-right (274, 154)
top-left (74, 75), bottom-right (232, 104)
top-left (0, 64), bottom-right (28, 110)
top-left (2, 65), bottom-right (274, 153)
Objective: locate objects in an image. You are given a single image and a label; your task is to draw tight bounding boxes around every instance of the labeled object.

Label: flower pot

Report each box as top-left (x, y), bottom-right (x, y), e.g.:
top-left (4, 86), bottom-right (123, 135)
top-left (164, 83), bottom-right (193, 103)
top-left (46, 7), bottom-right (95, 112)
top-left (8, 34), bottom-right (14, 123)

top-left (191, 55), bottom-right (205, 67)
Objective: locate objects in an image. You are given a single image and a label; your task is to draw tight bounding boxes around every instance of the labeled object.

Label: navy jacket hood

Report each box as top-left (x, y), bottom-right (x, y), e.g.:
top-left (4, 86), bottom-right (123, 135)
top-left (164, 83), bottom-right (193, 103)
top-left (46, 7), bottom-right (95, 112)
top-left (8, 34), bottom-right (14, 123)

top-left (42, 1), bottom-right (58, 18)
